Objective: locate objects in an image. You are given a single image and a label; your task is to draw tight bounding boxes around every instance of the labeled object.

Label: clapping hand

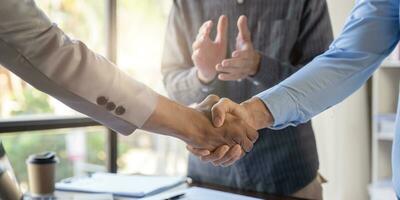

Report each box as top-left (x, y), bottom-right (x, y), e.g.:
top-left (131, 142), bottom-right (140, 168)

top-left (192, 15), bottom-right (228, 83)
top-left (192, 15), bottom-right (261, 82)
top-left (217, 15), bottom-right (261, 81)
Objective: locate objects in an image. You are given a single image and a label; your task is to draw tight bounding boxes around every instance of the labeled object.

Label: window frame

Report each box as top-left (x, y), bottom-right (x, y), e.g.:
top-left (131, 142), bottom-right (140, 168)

top-left (0, 0), bottom-right (119, 173)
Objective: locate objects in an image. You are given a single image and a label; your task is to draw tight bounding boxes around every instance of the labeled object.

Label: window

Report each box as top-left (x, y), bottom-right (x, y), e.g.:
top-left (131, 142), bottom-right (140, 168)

top-left (0, 0), bottom-right (106, 119)
top-left (1, 127), bottom-right (107, 191)
top-left (0, 0), bottom-right (108, 192)
top-left (115, 0), bottom-right (188, 176)
top-left (0, 0), bottom-right (189, 192)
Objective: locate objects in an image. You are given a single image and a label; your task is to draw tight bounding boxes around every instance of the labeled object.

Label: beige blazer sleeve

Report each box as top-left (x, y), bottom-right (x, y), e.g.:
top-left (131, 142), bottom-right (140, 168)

top-left (0, 0), bottom-right (158, 135)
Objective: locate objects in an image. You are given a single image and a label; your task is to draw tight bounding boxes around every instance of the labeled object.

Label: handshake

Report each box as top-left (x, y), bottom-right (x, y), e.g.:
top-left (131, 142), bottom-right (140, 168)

top-left (143, 94), bottom-right (273, 167)
top-left (184, 94), bottom-right (273, 167)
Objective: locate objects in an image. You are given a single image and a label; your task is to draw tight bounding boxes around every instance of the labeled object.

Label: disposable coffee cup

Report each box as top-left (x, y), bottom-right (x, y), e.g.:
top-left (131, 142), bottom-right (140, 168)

top-left (26, 152), bottom-right (59, 197)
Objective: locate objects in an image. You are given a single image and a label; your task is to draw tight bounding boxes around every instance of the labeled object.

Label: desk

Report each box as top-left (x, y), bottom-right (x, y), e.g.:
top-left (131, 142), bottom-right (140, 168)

top-left (55, 181), bottom-right (309, 200)
top-left (190, 182), bottom-right (308, 200)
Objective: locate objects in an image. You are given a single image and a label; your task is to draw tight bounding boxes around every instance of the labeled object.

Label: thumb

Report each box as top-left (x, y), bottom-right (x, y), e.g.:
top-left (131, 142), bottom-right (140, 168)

top-left (211, 98), bottom-right (234, 127)
top-left (215, 15), bottom-right (228, 45)
top-left (196, 94), bottom-right (220, 111)
top-left (236, 15), bottom-right (251, 50)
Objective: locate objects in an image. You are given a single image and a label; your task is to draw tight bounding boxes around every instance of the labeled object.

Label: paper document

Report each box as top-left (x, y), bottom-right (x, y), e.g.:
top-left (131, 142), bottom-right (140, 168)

top-left (141, 187), bottom-right (262, 200)
top-left (55, 173), bottom-right (186, 198)
top-left (56, 193), bottom-right (114, 200)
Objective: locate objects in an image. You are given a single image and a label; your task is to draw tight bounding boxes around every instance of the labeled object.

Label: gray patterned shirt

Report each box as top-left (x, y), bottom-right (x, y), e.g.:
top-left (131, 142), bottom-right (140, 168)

top-left (161, 0), bottom-right (333, 195)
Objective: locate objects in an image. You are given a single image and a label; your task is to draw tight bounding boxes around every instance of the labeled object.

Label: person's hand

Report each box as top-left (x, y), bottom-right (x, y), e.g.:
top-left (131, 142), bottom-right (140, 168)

top-left (192, 15), bottom-right (228, 83)
top-left (187, 97), bottom-right (273, 167)
top-left (216, 15), bottom-right (261, 81)
top-left (142, 96), bottom-right (258, 156)
top-left (187, 95), bottom-right (258, 152)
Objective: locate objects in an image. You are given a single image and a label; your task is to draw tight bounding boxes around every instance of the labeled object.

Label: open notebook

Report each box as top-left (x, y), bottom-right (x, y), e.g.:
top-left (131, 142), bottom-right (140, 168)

top-left (55, 173), bottom-right (187, 198)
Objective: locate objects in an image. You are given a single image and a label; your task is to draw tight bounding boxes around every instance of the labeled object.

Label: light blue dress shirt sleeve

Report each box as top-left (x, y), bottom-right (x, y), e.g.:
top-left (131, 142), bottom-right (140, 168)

top-left (257, 0), bottom-right (400, 129)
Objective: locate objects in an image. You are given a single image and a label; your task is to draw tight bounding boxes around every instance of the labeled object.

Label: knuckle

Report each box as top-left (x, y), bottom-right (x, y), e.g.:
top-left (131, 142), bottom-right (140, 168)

top-left (208, 94), bottom-right (220, 102)
top-left (209, 154), bottom-right (219, 161)
top-left (211, 105), bottom-right (223, 114)
top-left (220, 98), bottom-right (230, 104)
top-left (216, 153), bottom-right (224, 160)
top-left (226, 152), bottom-right (235, 161)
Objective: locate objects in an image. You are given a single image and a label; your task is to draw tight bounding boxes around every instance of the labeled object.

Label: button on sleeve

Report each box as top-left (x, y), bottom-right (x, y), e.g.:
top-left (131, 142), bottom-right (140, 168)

top-left (106, 102), bottom-right (116, 111)
top-left (115, 106), bottom-right (126, 115)
top-left (96, 96), bottom-right (108, 105)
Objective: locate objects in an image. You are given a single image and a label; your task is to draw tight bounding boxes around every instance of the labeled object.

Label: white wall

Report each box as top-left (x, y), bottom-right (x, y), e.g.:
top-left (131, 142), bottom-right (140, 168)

top-left (313, 1), bottom-right (371, 200)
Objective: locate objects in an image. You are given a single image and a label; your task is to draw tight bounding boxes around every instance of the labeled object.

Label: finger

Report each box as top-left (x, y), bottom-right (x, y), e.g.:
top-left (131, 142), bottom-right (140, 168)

top-left (215, 15), bottom-right (228, 44)
top-left (196, 94), bottom-right (221, 111)
top-left (218, 73), bottom-right (246, 81)
top-left (230, 123), bottom-right (254, 153)
top-left (232, 50), bottom-right (252, 58)
top-left (221, 58), bottom-right (248, 68)
top-left (216, 64), bottom-right (246, 75)
top-left (212, 144), bottom-right (242, 166)
top-left (200, 145), bottom-right (230, 162)
top-left (236, 133), bottom-right (253, 153)
top-left (199, 20), bottom-right (213, 36)
top-left (211, 98), bottom-right (238, 127)
top-left (203, 94), bottom-right (221, 104)
top-left (186, 145), bottom-right (211, 157)
top-left (247, 126), bottom-right (259, 143)
top-left (221, 147), bottom-right (245, 167)
top-left (195, 21), bottom-right (213, 42)
top-left (237, 15), bottom-right (251, 42)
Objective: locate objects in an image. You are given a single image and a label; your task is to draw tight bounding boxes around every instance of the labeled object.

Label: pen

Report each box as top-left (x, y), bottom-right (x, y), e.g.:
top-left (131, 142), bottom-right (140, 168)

top-left (164, 193), bottom-right (185, 200)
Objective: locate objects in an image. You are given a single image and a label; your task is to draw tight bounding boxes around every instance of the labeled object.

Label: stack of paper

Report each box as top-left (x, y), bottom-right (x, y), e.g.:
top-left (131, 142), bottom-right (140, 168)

top-left (55, 173), bottom-right (186, 198)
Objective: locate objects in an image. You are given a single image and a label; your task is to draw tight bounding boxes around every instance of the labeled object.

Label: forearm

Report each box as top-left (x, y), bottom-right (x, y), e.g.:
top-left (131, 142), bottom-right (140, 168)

top-left (255, 0), bottom-right (399, 129)
top-left (142, 95), bottom-right (194, 142)
top-left (163, 68), bottom-right (217, 105)
top-left (142, 95), bottom-right (223, 148)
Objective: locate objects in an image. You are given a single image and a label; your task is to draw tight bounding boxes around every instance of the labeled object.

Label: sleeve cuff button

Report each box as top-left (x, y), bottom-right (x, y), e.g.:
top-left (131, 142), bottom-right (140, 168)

top-left (96, 96), bottom-right (108, 105)
top-left (115, 106), bottom-right (126, 115)
top-left (106, 102), bottom-right (116, 111)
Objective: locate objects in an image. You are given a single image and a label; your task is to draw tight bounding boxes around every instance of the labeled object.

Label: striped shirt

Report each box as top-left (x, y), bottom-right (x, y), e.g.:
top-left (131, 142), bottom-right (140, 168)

top-left (161, 0), bottom-right (333, 195)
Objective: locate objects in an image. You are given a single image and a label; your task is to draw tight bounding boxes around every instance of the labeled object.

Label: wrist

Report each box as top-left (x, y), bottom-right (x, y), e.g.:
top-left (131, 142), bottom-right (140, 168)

top-left (142, 96), bottom-right (197, 142)
top-left (240, 97), bottom-right (274, 129)
top-left (197, 69), bottom-right (216, 84)
top-left (249, 52), bottom-right (262, 76)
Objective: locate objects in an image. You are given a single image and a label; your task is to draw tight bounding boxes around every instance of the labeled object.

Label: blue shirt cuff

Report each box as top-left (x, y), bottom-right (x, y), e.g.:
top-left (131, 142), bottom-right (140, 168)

top-left (255, 85), bottom-right (301, 129)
